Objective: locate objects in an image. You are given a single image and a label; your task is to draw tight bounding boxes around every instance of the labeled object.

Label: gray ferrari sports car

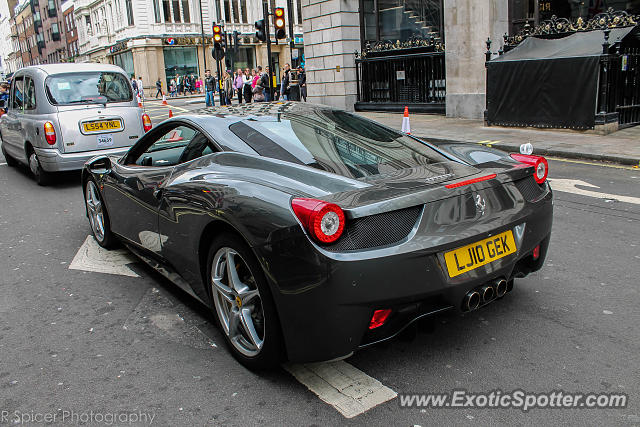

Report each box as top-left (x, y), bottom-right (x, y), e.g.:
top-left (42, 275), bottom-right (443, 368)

top-left (82, 102), bottom-right (552, 368)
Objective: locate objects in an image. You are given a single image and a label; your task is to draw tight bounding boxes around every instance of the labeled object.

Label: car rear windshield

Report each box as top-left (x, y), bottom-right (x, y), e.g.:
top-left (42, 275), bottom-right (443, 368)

top-left (229, 109), bottom-right (451, 179)
top-left (45, 72), bottom-right (132, 105)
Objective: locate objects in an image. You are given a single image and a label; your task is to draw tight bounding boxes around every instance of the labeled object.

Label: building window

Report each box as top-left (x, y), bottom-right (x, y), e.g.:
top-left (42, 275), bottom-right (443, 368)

top-left (223, 0), bottom-right (230, 21)
top-left (153, 0), bottom-right (162, 22)
top-left (240, 0), bottom-right (247, 23)
top-left (163, 0), bottom-right (171, 22)
top-left (181, 0), bottom-right (190, 22)
top-left (296, 0), bottom-right (302, 24)
top-left (172, 0), bottom-right (180, 22)
top-left (360, 0), bottom-right (443, 45)
top-left (232, 0), bottom-right (239, 23)
top-left (125, 0), bottom-right (134, 25)
top-left (163, 46), bottom-right (199, 83)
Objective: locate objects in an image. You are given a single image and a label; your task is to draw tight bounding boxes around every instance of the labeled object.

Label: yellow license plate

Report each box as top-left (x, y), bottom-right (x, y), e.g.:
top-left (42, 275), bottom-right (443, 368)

top-left (444, 230), bottom-right (516, 278)
top-left (82, 120), bottom-right (122, 133)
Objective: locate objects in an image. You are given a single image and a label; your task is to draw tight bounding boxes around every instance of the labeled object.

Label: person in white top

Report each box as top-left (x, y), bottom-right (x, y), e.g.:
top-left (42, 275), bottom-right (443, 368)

top-left (137, 77), bottom-right (144, 100)
top-left (242, 68), bottom-right (253, 104)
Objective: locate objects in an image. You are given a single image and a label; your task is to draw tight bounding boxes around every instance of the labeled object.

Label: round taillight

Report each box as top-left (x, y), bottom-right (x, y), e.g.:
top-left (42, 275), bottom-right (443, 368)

top-left (534, 159), bottom-right (548, 184)
top-left (510, 153), bottom-right (548, 184)
top-left (44, 121), bottom-right (56, 145)
top-left (291, 198), bottom-right (345, 244)
top-left (142, 113), bottom-right (152, 132)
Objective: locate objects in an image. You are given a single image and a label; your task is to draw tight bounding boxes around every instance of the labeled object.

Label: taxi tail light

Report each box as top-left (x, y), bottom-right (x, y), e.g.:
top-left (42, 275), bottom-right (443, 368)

top-left (369, 309), bottom-right (392, 329)
top-left (291, 198), bottom-right (345, 244)
top-left (44, 121), bottom-right (56, 145)
top-left (142, 113), bottom-right (152, 132)
top-left (510, 153), bottom-right (548, 184)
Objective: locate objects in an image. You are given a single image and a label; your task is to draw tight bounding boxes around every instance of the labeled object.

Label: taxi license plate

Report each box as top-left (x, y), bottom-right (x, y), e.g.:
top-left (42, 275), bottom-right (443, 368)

top-left (444, 230), bottom-right (516, 278)
top-left (82, 120), bottom-right (122, 133)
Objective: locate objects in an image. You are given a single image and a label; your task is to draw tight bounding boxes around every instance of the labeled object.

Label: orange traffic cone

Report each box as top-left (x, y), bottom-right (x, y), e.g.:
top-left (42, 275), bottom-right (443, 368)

top-left (161, 93), bottom-right (168, 105)
top-left (137, 94), bottom-right (143, 108)
top-left (401, 106), bottom-right (411, 134)
top-left (168, 109), bottom-right (173, 118)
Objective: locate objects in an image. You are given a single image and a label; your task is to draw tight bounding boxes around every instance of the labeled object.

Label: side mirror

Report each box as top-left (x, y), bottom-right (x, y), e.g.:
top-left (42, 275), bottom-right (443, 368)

top-left (88, 156), bottom-right (112, 173)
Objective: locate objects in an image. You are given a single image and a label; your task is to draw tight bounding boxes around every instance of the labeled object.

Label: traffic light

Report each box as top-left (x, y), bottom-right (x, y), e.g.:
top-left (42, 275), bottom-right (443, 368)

top-left (255, 19), bottom-right (266, 42)
top-left (274, 7), bottom-right (285, 39)
top-left (212, 23), bottom-right (225, 60)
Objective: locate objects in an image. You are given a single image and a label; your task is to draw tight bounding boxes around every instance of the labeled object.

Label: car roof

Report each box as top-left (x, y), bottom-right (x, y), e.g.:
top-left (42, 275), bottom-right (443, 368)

top-left (18, 63), bottom-right (127, 76)
top-left (182, 101), bottom-right (337, 126)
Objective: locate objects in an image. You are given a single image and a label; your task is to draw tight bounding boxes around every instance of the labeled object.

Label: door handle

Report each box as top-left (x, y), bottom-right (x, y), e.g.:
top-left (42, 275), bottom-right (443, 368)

top-left (153, 188), bottom-right (163, 200)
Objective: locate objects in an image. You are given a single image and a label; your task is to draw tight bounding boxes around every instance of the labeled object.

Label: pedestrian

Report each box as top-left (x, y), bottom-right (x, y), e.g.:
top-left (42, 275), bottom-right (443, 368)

top-left (263, 66), bottom-right (272, 102)
top-left (176, 74), bottom-right (182, 95)
top-left (298, 66), bottom-right (307, 102)
top-left (280, 64), bottom-right (291, 101)
top-left (0, 81), bottom-right (9, 114)
top-left (243, 68), bottom-right (253, 104)
top-left (234, 69), bottom-right (244, 104)
top-left (131, 75), bottom-right (138, 96)
top-left (155, 77), bottom-right (162, 98)
top-left (196, 77), bottom-right (203, 94)
top-left (137, 76), bottom-right (144, 100)
top-left (204, 69), bottom-right (216, 107)
top-left (223, 71), bottom-right (234, 106)
top-left (169, 79), bottom-right (177, 97)
top-left (190, 74), bottom-right (196, 95)
top-left (252, 76), bottom-right (265, 103)
top-left (251, 68), bottom-right (259, 89)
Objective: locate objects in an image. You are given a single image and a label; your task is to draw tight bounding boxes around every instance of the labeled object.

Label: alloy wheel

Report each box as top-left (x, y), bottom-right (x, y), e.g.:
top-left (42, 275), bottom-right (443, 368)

top-left (28, 152), bottom-right (39, 175)
top-left (211, 247), bottom-right (265, 357)
top-left (85, 181), bottom-right (105, 242)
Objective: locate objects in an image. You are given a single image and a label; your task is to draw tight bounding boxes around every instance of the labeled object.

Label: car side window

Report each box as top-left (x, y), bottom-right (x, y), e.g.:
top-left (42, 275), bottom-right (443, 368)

top-left (24, 77), bottom-right (36, 110)
top-left (134, 125), bottom-right (216, 167)
top-left (12, 77), bottom-right (24, 111)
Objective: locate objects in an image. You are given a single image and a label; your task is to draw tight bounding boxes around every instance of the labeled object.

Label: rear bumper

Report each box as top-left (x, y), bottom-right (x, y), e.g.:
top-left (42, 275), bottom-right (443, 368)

top-left (34, 147), bottom-right (130, 172)
top-left (257, 188), bottom-right (553, 363)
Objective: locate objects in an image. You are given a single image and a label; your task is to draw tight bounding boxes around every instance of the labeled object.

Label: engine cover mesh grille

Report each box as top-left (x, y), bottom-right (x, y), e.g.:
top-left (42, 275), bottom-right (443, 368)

top-left (515, 176), bottom-right (546, 202)
top-left (322, 206), bottom-right (423, 252)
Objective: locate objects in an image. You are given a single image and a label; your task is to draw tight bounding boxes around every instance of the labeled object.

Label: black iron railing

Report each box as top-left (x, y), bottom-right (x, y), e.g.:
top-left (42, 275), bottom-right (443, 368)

top-left (600, 48), bottom-right (640, 127)
top-left (355, 51), bottom-right (445, 112)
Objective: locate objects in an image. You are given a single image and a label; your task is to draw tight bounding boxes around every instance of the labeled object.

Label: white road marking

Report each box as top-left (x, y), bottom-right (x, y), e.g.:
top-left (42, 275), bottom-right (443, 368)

top-left (69, 235), bottom-right (139, 277)
top-left (549, 178), bottom-right (640, 205)
top-left (284, 361), bottom-right (397, 418)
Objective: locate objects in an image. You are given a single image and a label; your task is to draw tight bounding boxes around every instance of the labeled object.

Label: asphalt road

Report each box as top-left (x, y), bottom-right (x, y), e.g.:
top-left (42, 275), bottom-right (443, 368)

top-left (1, 114), bottom-right (639, 425)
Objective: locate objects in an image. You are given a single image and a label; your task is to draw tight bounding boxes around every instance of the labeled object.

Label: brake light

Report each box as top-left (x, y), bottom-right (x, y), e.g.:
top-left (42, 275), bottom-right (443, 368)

top-left (510, 154), bottom-right (548, 184)
top-left (44, 121), bottom-right (56, 145)
top-left (445, 174), bottom-right (497, 189)
top-left (291, 198), bottom-right (345, 244)
top-left (142, 113), bottom-right (152, 132)
top-left (369, 309), bottom-right (392, 329)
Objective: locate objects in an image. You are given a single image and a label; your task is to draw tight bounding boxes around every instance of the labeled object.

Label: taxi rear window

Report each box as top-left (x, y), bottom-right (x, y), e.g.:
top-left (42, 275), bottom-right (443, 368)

top-left (46, 72), bottom-right (132, 105)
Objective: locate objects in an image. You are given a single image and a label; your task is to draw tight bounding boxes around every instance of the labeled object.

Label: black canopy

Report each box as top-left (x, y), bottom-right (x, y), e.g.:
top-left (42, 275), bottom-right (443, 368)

top-left (486, 28), bottom-right (635, 129)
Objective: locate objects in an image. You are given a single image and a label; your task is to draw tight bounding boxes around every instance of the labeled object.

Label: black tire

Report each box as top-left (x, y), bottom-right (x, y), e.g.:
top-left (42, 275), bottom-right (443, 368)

top-left (1, 142), bottom-right (18, 167)
top-left (28, 149), bottom-right (52, 186)
top-left (206, 232), bottom-right (283, 369)
top-left (84, 178), bottom-right (117, 249)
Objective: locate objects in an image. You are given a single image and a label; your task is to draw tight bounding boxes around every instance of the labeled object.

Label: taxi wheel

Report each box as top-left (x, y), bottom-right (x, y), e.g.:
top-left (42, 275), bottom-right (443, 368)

top-left (28, 150), bottom-right (52, 186)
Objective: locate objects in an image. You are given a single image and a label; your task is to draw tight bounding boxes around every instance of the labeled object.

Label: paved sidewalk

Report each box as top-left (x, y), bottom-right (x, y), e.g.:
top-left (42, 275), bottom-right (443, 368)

top-left (358, 112), bottom-right (640, 166)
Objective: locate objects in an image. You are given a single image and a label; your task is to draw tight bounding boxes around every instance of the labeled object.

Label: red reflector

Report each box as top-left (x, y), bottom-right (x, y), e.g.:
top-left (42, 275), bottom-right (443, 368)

top-left (445, 174), bottom-right (497, 189)
top-left (532, 244), bottom-right (540, 260)
top-left (369, 309), bottom-right (392, 329)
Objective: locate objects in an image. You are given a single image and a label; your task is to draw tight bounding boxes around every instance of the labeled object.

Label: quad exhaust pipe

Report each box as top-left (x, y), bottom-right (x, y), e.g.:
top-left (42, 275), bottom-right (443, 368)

top-left (463, 290), bottom-right (481, 311)
top-left (462, 278), bottom-right (511, 312)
